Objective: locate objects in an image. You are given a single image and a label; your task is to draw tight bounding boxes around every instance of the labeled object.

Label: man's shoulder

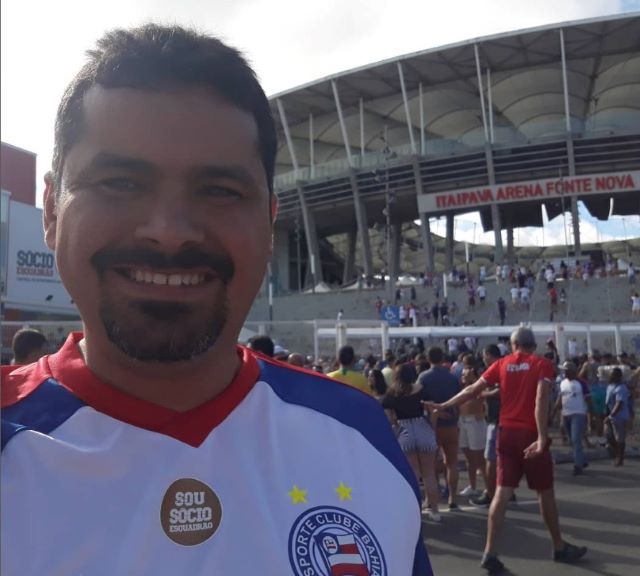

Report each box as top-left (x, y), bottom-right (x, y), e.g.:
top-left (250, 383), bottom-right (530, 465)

top-left (1, 359), bottom-right (53, 408)
top-left (257, 358), bottom-right (378, 411)
top-left (1, 358), bottom-right (86, 451)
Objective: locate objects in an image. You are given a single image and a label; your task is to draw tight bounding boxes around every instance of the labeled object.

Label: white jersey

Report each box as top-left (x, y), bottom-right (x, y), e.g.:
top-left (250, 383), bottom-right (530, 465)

top-left (2, 333), bottom-right (432, 576)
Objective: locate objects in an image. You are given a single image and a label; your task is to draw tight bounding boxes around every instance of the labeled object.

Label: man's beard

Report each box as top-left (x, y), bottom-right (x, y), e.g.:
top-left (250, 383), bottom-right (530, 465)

top-left (100, 296), bottom-right (229, 363)
top-left (91, 246), bottom-right (234, 363)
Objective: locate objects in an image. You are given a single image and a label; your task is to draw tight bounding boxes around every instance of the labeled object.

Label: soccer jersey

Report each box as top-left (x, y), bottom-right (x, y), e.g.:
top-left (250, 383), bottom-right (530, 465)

top-left (326, 368), bottom-right (372, 396)
top-left (2, 333), bottom-right (431, 576)
top-left (482, 352), bottom-right (555, 431)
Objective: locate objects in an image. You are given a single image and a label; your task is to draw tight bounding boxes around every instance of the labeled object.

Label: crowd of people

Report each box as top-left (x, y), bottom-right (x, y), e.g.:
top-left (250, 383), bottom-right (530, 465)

top-left (371, 256), bottom-right (639, 327)
top-left (244, 328), bottom-right (638, 573)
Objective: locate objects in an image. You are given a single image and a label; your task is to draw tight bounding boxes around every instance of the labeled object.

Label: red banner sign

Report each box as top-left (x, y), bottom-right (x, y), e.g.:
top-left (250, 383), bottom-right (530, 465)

top-left (417, 170), bottom-right (640, 214)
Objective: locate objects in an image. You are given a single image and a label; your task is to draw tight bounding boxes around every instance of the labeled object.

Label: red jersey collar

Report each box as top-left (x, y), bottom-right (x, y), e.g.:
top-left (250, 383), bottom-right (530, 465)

top-left (45, 332), bottom-right (260, 447)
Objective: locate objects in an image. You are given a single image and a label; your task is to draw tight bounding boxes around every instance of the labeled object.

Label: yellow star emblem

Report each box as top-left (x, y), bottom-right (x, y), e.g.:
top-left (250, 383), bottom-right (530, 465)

top-left (335, 482), bottom-right (352, 501)
top-left (288, 485), bottom-right (308, 504)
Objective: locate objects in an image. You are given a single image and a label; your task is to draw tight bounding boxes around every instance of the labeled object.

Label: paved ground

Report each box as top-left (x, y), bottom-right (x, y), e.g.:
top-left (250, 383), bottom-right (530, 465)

top-left (424, 457), bottom-right (640, 576)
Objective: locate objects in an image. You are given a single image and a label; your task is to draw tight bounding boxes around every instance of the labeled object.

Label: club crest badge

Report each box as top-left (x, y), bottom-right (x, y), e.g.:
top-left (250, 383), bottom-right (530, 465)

top-left (288, 506), bottom-right (387, 576)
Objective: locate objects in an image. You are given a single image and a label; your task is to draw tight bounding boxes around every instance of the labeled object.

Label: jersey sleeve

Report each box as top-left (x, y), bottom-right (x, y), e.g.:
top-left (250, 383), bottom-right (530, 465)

top-left (482, 359), bottom-right (502, 386)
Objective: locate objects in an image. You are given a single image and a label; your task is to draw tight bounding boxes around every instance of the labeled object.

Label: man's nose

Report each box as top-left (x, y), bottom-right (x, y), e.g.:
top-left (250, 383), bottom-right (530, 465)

top-left (134, 191), bottom-right (205, 249)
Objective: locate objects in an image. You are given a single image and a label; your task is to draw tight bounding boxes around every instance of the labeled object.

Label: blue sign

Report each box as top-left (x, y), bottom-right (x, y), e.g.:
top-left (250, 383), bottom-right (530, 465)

top-left (381, 306), bottom-right (400, 327)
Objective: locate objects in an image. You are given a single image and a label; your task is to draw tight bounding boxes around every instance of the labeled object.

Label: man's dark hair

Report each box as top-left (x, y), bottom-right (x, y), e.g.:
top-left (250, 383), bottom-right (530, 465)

top-left (12, 329), bottom-right (47, 364)
top-left (52, 24), bottom-right (276, 195)
top-left (338, 345), bottom-right (355, 366)
top-left (247, 334), bottom-right (274, 357)
top-left (484, 344), bottom-right (501, 360)
top-left (427, 346), bottom-right (444, 365)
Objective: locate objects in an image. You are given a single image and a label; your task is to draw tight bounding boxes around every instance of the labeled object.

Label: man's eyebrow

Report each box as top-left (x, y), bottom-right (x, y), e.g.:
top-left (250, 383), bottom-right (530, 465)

top-left (191, 165), bottom-right (260, 189)
top-left (80, 153), bottom-right (156, 175)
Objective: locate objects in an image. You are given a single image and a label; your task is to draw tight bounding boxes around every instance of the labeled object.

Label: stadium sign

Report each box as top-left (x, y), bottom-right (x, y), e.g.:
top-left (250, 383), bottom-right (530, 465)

top-left (417, 170), bottom-right (640, 214)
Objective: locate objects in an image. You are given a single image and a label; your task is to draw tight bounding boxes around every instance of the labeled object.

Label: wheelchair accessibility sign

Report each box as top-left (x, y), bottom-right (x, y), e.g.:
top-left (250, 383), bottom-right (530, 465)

top-left (380, 306), bottom-right (400, 326)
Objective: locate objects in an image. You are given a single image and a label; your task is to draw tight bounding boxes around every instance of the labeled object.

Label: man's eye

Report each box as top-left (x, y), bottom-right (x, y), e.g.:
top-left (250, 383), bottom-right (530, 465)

top-left (200, 185), bottom-right (241, 199)
top-left (98, 178), bottom-right (140, 192)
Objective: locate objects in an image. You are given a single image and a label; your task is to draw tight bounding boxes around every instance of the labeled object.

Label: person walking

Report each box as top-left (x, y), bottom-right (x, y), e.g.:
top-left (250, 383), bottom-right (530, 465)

top-left (605, 367), bottom-right (631, 466)
top-left (418, 347), bottom-right (461, 511)
top-left (552, 362), bottom-right (589, 475)
top-left (497, 297), bottom-right (506, 326)
top-left (458, 355), bottom-right (488, 498)
top-left (382, 363), bottom-right (441, 522)
top-left (631, 292), bottom-right (640, 317)
top-left (470, 345), bottom-right (503, 508)
top-left (426, 328), bottom-right (587, 574)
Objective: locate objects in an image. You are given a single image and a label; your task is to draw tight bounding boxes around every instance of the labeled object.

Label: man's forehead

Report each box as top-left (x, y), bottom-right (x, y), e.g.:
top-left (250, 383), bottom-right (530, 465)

top-left (66, 85), bottom-right (265, 178)
top-left (79, 85), bottom-right (261, 152)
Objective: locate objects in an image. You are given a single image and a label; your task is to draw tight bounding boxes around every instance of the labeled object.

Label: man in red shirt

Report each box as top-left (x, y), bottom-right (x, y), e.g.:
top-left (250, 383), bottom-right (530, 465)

top-left (425, 327), bottom-right (586, 574)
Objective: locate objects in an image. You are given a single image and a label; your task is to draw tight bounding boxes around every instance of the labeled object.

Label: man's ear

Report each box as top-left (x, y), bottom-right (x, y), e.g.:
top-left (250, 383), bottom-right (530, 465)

top-left (43, 172), bottom-right (58, 251)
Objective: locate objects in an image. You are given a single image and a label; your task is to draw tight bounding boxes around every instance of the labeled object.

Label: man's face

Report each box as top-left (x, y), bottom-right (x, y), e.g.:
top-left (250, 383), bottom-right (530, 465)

top-left (44, 87), bottom-right (274, 363)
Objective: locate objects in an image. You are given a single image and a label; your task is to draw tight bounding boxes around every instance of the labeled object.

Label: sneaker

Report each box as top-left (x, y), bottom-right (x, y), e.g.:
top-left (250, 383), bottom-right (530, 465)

top-left (459, 485), bottom-right (477, 497)
top-left (480, 554), bottom-right (505, 574)
top-left (425, 510), bottom-right (442, 523)
top-left (448, 502), bottom-right (460, 511)
top-left (553, 542), bottom-right (587, 563)
top-left (470, 492), bottom-right (492, 508)
top-left (572, 466), bottom-right (584, 476)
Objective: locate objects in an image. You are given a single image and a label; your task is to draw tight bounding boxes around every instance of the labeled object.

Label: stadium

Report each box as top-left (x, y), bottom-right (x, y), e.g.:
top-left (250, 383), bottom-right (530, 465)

top-left (265, 13), bottom-right (639, 291)
top-left (2, 14), bottom-right (640, 361)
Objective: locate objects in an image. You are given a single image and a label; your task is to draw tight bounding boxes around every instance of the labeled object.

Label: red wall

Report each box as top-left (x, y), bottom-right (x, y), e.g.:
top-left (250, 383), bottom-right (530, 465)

top-left (1, 142), bottom-right (36, 206)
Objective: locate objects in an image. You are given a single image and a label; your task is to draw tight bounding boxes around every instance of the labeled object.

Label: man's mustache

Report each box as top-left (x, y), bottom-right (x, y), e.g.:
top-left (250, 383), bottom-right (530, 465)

top-left (91, 247), bottom-right (235, 284)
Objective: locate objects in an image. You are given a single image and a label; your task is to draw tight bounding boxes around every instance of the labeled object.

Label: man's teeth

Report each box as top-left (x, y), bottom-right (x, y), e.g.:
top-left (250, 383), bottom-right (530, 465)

top-left (129, 270), bottom-right (205, 286)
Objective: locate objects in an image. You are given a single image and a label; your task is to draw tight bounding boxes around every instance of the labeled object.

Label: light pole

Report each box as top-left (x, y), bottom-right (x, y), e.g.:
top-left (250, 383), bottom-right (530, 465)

top-left (384, 179), bottom-right (393, 305)
top-left (381, 129), bottom-right (397, 306)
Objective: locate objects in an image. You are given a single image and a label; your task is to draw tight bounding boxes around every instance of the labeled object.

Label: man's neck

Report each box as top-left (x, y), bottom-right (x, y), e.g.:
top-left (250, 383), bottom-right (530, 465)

top-left (78, 333), bottom-right (241, 412)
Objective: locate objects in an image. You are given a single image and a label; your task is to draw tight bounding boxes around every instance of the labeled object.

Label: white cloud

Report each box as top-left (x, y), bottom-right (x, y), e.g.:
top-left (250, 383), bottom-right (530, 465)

top-left (447, 210), bottom-right (637, 248)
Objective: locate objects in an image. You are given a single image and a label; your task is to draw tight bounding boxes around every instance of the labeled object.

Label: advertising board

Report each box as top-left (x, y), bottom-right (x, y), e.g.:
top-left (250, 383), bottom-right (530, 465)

top-left (4, 199), bottom-right (76, 313)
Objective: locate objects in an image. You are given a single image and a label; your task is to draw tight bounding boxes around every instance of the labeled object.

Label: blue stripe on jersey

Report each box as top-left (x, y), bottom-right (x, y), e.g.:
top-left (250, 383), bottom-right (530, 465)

top-left (413, 532), bottom-right (434, 575)
top-left (259, 361), bottom-right (433, 575)
top-left (1, 378), bottom-right (86, 450)
top-left (258, 359), bottom-right (422, 500)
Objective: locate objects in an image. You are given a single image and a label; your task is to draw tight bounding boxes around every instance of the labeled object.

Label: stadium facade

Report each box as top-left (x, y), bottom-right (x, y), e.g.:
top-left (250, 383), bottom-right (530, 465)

top-left (268, 14), bottom-right (640, 292)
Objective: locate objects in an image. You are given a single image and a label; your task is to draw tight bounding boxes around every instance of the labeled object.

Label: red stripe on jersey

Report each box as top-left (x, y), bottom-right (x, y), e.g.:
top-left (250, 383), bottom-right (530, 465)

top-left (34, 332), bottom-right (260, 447)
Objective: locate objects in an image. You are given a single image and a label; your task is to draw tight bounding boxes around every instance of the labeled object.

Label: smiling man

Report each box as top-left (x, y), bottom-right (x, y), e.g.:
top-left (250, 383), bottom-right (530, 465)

top-left (1, 25), bottom-right (432, 575)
